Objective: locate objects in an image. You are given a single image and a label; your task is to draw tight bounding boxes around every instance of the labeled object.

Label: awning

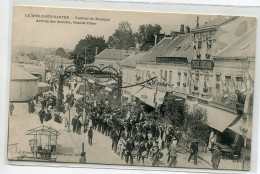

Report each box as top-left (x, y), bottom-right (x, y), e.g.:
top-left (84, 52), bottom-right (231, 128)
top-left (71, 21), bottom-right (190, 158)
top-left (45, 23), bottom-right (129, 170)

top-left (132, 86), bottom-right (166, 107)
top-left (129, 86), bottom-right (143, 96)
top-left (145, 90), bottom-right (166, 107)
top-left (133, 87), bottom-right (153, 102)
top-left (199, 104), bottom-right (238, 132)
top-left (228, 115), bottom-right (252, 139)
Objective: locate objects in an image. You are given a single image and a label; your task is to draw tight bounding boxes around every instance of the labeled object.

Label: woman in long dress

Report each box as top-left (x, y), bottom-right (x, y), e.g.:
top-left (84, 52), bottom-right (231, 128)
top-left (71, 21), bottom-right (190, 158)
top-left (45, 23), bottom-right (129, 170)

top-left (208, 130), bottom-right (216, 150)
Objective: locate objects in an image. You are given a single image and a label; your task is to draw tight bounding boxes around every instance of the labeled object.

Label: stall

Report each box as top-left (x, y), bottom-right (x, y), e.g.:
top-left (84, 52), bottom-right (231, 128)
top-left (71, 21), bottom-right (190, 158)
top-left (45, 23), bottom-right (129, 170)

top-left (26, 125), bottom-right (60, 161)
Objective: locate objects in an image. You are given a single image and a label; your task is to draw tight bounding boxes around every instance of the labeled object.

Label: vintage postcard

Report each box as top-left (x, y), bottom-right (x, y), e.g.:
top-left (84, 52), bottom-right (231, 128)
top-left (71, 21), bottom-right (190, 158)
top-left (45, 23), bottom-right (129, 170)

top-left (8, 5), bottom-right (256, 171)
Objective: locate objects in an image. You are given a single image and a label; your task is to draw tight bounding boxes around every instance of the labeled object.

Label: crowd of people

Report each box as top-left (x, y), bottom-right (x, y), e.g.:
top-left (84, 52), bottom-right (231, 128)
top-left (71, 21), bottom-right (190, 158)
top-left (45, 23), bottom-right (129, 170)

top-left (69, 89), bottom-right (185, 167)
top-left (24, 82), bottom-right (222, 169)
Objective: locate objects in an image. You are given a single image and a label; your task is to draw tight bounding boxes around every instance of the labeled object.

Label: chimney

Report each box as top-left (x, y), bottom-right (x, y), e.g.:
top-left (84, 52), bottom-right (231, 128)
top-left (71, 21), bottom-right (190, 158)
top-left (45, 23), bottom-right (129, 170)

top-left (196, 16), bottom-right (200, 28)
top-left (95, 47), bottom-right (98, 56)
top-left (180, 24), bottom-right (185, 34)
top-left (154, 34), bottom-right (158, 46)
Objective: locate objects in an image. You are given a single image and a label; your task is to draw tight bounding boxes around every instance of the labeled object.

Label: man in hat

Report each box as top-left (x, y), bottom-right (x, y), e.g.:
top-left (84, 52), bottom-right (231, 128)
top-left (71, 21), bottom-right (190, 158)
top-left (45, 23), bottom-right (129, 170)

top-left (125, 137), bottom-right (135, 165)
top-left (72, 115), bottom-right (78, 133)
top-left (211, 145), bottom-right (221, 169)
top-left (168, 138), bottom-right (178, 167)
top-left (139, 139), bottom-right (147, 165)
top-left (146, 138), bottom-right (154, 155)
top-left (151, 140), bottom-right (160, 166)
top-left (88, 127), bottom-right (93, 146)
top-left (188, 139), bottom-right (199, 165)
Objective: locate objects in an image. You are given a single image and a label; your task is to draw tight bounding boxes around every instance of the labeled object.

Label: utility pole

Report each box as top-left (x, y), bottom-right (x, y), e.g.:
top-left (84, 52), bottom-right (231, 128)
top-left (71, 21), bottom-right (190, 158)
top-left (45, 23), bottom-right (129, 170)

top-left (85, 46), bottom-right (87, 65)
top-left (117, 72), bottom-right (122, 105)
top-left (68, 105), bottom-right (70, 132)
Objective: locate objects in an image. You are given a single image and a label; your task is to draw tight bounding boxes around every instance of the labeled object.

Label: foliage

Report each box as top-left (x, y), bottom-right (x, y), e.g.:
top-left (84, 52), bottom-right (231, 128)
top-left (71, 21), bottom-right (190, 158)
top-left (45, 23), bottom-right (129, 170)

top-left (55, 47), bottom-right (66, 57)
top-left (57, 74), bottom-right (65, 112)
top-left (183, 106), bottom-right (210, 142)
top-left (26, 53), bottom-right (38, 60)
top-left (107, 21), bottom-right (136, 50)
top-left (70, 34), bottom-right (107, 71)
top-left (163, 95), bottom-right (189, 128)
top-left (135, 24), bottom-right (161, 51)
top-left (163, 95), bottom-right (209, 142)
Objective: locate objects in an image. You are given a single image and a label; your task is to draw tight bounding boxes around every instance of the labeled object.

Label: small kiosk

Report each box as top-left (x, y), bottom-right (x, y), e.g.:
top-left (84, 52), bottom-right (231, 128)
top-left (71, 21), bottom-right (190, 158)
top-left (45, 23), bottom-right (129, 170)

top-left (26, 125), bottom-right (60, 161)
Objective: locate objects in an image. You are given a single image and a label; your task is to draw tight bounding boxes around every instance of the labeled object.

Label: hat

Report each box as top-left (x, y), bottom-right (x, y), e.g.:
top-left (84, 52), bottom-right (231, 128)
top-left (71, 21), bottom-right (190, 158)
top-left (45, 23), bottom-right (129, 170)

top-left (172, 137), bottom-right (177, 141)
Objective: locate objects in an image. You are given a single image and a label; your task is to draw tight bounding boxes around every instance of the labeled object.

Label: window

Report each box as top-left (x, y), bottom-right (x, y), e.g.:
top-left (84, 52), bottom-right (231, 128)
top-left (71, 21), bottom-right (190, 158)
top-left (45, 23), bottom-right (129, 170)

top-left (225, 76), bottom-right (232, 83)
top-left (164, 71), bottom-right (167, 83)
top-left (194, 73), bottom-right (199, 91)
top-left (216, 74), bottom-right (221, 89)
top-left (198, 40), bottom-right (202, 49)
top-left (183, 73), bottom-right (187, 87)
top-left (207, 40), bottom-right (212, 48)
top-left (160, 70), bottom-right (163, 83)
top-left (204, 74), bottom-right (209, 93)
top-left (177, 72), bottom-right (181, 86)
top-left (169, 71), bottom-right (172, 85)
top-left (236, 77), bottom-right (244, 88)
top-left (100, 64), bottom-right (104, 69)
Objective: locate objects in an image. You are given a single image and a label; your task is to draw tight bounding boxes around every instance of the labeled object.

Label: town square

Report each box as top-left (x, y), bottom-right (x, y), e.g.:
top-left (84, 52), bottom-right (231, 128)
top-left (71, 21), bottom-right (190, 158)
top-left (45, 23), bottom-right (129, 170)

top-left (7, 6), bottom-right (255, 171)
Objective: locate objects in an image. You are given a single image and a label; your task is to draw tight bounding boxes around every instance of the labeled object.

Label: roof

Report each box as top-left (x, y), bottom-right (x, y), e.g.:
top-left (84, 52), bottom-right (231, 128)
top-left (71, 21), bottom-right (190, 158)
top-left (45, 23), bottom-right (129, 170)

top-left (120, 52), bottom-right (147, 67)
top-left (139, 34), bottom-right (191, 63)
top-left (157, 34), bottom-right (193, 62)
top-left (11, 64), bottom-right (38, 81)
top-left (214, 27), bottom-right (256, 58)
top-left (192, 16), bottom-right (239, 32)
top-left (55, 57), bottom-right (73, 64)
top-left (18, 55), bottom-right (36, 64)
top-left (95, 49), bottom-right (134, 60)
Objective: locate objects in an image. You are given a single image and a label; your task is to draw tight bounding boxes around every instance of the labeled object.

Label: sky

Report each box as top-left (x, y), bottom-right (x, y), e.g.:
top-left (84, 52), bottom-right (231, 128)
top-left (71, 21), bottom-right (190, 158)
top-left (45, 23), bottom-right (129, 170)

top-left (12, 6), bottom-right (217, 50)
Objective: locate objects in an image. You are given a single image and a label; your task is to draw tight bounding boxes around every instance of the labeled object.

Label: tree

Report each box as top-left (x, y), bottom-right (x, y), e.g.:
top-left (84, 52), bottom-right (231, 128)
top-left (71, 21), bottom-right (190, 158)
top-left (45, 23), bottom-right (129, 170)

top-left (183, 106), bottom-right (209, 142)
top-left (55, 47), bottom-right (66, 57)
top-left (70, 34), bottom-right (107, 72)
top-left (107, 21), bottom-right (135, 50)
top-left (163, 96), bottom-right (189, 128)
top-left (163, 95), bottom-right (209, 143)
top-left (135, 24), bottom-right (161, 51)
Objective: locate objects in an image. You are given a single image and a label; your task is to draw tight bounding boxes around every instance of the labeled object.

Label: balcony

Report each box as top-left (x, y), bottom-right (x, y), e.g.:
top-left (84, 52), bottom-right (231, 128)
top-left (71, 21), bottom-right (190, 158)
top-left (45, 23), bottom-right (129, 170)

top-left (191, 59), bottom-right (214, 70)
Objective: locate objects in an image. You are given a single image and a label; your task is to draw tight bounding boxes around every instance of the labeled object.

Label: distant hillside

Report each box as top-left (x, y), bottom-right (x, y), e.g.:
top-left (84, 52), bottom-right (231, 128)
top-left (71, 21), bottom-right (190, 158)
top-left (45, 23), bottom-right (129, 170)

top-left (12, 45), bottom-right (72, 62)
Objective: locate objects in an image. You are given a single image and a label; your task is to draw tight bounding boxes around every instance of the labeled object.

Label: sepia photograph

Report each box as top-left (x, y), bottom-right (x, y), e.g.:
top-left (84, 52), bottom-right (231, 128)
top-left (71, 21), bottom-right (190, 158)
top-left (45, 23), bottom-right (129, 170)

top-left (7, 5), bottom-right (256, 171)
